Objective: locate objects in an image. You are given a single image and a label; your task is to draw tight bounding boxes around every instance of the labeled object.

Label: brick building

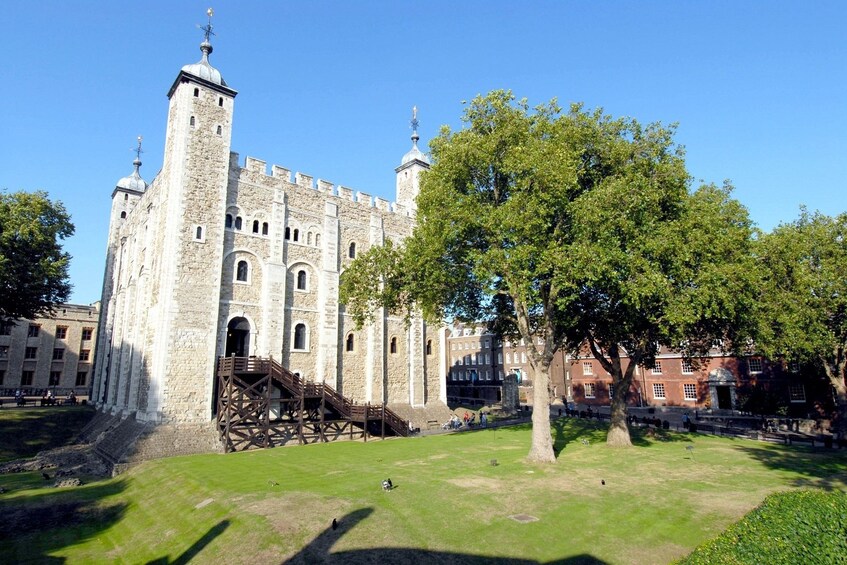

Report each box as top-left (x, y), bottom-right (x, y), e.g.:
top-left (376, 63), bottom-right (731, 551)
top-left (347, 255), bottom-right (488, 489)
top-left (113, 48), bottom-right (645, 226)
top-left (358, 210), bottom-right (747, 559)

top-left (0, 303), bottom-right (99, 397)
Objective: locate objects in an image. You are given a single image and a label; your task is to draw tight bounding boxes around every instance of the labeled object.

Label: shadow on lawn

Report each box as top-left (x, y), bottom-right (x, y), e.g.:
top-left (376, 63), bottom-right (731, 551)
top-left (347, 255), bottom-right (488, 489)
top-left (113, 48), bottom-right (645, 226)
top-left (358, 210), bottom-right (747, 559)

top-left (0, 478), bottom-right (129, 562)
top-left (283, 507), bottom-right (609, 564)
top-left (733, 443), bottom-right (847, 491)
top-left (145, 519), bottom-right (231, 565)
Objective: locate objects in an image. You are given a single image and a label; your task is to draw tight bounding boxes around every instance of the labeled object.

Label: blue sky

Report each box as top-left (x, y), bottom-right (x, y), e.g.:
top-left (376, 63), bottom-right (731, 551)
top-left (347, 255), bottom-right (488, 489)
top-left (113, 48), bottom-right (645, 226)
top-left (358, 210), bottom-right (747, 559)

top-left (1, 1), bottom-right (845, 305)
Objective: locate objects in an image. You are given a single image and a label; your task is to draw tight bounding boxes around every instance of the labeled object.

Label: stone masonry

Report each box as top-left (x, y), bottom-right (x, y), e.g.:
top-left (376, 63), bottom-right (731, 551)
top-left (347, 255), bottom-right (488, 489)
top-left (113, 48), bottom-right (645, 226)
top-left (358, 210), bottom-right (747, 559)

top-left (91, 23), bottom-right (448, 460)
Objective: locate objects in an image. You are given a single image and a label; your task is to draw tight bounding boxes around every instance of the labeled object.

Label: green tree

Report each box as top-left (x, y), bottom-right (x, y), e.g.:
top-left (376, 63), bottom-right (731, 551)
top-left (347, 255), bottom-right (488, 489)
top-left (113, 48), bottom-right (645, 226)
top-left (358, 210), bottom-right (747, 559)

top-left (756, 211), bottom-right (847, 436)
top-left (557, 180), bottom-right (759, 445)
top-left (341, 91), bottom-right (757, 459)
top-left (0, 190), bottom-right (74, 321)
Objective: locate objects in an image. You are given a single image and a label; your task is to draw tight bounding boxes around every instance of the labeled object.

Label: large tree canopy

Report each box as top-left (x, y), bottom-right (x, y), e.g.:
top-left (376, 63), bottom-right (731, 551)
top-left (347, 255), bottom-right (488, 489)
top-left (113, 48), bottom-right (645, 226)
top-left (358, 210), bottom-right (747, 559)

top-left (341, 91), bottom-right (757, 460)
top-left (0, 190), bottom-right (74, 321)
top-left (756, 211), bottom-right (847, 435)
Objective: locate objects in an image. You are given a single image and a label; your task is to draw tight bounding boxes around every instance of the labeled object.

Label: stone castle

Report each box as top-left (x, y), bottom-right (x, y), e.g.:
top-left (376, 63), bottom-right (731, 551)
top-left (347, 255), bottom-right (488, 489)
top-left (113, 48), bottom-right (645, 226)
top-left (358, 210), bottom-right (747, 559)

top-left (91, 18), bottom-right (448, 448)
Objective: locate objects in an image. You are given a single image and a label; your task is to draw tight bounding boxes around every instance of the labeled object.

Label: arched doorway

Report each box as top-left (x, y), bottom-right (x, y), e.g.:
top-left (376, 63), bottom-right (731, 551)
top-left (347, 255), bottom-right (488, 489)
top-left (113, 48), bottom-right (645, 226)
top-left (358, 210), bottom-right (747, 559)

top-left (225, 317), bottom-right (250, 357)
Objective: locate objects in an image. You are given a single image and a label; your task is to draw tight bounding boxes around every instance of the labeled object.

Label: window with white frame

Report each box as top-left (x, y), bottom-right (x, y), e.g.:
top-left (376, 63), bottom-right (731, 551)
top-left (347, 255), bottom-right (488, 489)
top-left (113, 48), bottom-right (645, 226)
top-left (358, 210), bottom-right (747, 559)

top-left (653, 382), bottom-right (666, 400)
top-left (681, 359), bottom-right (694, 374)
top-left (683, 383), bottom-right (697, 401)
top-left (748, 358), bottom-right (763, 374)
top-left (521, 352), bottom-right (527, 363)
top-left (652, 361), bottom-right (662, 374)
top-left (584, 382), bottom-right (596, 398)
top-left (506, 352), bottom-right (511, 364)
top-left (789, 384), bottom-right (806, 403)
top-left (582, 362), bottom-right (593, 375)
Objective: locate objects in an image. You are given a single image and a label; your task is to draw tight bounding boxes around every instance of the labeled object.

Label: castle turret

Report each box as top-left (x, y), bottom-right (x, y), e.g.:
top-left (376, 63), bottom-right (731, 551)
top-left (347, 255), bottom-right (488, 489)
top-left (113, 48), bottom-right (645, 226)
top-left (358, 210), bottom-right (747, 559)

top-left (92, 139), bottom-right (148, 408)
top-left (143, 9), bottom-right (237, 422)
top-left (395, 106), bottom-right (430, 214)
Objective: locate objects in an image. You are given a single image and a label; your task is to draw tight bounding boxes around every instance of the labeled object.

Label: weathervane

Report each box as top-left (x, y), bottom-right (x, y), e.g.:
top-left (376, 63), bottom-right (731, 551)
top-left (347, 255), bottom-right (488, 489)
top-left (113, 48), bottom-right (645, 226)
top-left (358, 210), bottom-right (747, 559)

top-left (133, 136), bottom-right (144, 162)
top-left (199, 8), bottom-right (215, 42)
top-left (410, 106), bottom-right (419, 135)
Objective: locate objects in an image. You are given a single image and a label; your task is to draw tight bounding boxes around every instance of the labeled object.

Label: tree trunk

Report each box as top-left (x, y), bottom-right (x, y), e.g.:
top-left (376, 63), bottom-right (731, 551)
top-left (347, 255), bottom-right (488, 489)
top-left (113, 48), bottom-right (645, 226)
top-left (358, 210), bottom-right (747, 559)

top-left (526, 362), bottom-right (556, 463)
top-left (826, 363), bottom-right (847, 440)
top-left (606, 372), bottom-right (633, 447)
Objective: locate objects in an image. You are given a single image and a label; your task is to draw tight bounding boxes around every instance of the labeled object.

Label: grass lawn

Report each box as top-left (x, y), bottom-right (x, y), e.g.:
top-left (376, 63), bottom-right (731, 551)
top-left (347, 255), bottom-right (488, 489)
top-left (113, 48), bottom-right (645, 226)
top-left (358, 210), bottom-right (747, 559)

top-left (1, 416), bottom-right (845, 564)
top-left (0, 406), bottom-right (95, 463)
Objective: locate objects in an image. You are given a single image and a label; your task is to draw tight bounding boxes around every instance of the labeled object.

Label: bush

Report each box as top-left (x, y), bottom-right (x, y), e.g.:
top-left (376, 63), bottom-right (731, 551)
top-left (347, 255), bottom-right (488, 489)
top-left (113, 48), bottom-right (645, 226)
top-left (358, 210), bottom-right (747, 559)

top-left (678, 490), bottom-right (847, 565)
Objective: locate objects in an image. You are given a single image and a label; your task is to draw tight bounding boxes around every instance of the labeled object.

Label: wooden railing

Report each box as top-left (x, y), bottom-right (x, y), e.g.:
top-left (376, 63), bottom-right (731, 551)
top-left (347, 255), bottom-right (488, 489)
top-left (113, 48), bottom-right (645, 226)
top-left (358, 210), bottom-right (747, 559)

top-left (217, 356), bottom-right (409, 437)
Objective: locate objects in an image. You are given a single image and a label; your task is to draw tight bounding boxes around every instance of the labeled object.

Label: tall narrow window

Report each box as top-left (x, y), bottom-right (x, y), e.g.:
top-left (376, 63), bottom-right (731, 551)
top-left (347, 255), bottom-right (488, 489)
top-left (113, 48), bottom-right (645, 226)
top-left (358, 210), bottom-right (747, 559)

top-left (218, 97), bottom-right (223, 106)
top-left (236, 260), bottom-right (248, 282)
top-left (315, 234), bottom-right (321, 246)
top-left (349, 242), bottom-right (356, 258)
top-left (307, 232), bottom-right (312, 245)
top-left (190, 116), bottom-right (196, 127)
top-left (346, 333), bottom-right (355, 352)
top-left (252, 220), bottom-right (259, 234)
top-left (225, 214), bottom-right (233, 228)
top-left (262, 222), bottom-right (269, 236)
top-left (285, 227), bottom-right (291, 240)
top-left (234, 216), bottom-right (242, 230)
top-left (195, 226), bottom-right (203, 240)
top-left (193, 87), bottom-right (199, 97)
top-left (390, 337), bottom-right (397, 354)
top-left (216, 125), bottom-right (222, 135)
top-left (426, 340), bottom-right (432, 355)
top-left (293, 229), bottom-right (299, 242)
top-left (297, 270), bottom-right (307, 290)
top-left (293, 324), bottom-right (306, 350)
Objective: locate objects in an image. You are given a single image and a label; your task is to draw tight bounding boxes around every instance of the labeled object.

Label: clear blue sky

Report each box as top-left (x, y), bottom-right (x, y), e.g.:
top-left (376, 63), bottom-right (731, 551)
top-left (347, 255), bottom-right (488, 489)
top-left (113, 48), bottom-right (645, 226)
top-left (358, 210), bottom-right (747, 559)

top-left (1, 1), bottom-right (845, 305)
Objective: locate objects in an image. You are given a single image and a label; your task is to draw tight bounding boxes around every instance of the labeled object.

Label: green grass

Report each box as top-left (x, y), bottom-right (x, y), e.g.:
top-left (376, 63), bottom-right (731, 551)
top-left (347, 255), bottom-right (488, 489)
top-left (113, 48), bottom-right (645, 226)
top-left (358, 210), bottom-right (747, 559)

top-left (0, 406), bottom-right (95, 462)
top-left (1, 415), bottom-right (845, 564)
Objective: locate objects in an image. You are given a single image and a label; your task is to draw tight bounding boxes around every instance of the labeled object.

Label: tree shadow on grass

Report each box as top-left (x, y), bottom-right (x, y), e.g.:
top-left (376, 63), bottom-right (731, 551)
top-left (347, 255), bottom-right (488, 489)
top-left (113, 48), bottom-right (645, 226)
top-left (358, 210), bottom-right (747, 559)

top-left (0, 478), bottom-right (129, 563)
top-left (282, 507), bottom-right (609, 564)
top-left (732, 443), bottom-right (847, 491)
top-left (144, 519), bottom-right (231, 565)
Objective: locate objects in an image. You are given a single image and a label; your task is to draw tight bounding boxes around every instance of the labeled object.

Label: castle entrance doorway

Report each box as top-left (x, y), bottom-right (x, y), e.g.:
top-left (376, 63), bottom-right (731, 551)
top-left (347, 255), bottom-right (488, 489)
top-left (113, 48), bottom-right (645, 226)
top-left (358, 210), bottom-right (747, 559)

top-left (226, 317), bottom-right (250, 357)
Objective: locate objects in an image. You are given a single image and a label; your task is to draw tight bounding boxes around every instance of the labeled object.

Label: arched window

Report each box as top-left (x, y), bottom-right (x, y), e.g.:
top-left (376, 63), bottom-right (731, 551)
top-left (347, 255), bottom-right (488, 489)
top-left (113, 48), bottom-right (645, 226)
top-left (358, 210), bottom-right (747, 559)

top-left (348, 242), bottom-right (356, 258)
top-left (252, 220), bottom-right (259, 234)
top-left (236, 260), bottom-right (248, 282)
top-left (234, 216), bottom-right (242, 230)
top-left (297, 270), bottom-right (307, 290)
top-left (293, 229), bottom-right (299, 242)
top-left (225, 214), bottom-right (233, 228)
top-left (218, 97), bottom-right (223, 106)
top-left (293, 323), bottom-right (307, 350)
top-left (216, 125), bottom-right (222, 135)
top-left (285, 227), bottom-right (290, 240)
top-left (307, 232), bottom-right (312, 245)
top-left (120, 211), bottom-right (127, 219)
top-left (195, 226), bottom-right (203, 240)
top-left (390, 337), bottom-right (397, 354)
top-left (124, 193), bottom-right (128, 201)
top-left (262, 222), bottom-right (269, 236)
top-left (315, 234), bottom-right (321, 246)
top-left (346, 333), bottom-right (355, 352)
top-left (426, 340), bottom-right (432, 355)
top-left (190, 116), bottom-right (195, 127)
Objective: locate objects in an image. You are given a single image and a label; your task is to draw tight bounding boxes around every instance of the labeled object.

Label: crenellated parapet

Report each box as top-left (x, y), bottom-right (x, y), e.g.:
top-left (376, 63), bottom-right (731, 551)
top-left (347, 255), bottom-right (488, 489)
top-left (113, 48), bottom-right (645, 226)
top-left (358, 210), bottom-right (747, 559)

top-left (234, 152), bottom-right (411, 217)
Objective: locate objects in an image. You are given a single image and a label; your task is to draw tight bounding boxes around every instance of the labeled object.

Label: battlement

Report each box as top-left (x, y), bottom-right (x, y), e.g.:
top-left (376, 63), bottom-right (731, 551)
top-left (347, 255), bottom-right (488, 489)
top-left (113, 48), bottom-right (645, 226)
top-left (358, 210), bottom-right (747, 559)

top-left (234, 152), bottom-right (413, 217)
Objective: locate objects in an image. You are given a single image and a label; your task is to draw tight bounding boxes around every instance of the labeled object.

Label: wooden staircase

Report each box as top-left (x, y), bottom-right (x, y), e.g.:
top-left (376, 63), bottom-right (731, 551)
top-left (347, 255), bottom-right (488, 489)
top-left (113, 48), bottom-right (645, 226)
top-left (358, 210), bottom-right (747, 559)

top-left (215, 356), bottom-right (410, 452)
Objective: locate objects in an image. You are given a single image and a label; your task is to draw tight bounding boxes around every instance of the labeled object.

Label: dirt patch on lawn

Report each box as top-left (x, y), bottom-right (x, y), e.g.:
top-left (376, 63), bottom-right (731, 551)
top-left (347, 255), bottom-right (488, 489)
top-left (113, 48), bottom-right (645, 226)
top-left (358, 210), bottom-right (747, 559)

top-left (446, 476), bottom-right (507, 492)
top-left (244, 492), bottom-right (353, 536)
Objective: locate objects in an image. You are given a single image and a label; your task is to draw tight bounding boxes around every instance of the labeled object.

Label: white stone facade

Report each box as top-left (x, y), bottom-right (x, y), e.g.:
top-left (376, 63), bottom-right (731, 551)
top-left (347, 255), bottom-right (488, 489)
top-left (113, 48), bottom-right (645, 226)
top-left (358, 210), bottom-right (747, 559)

top-left (92, 36), bottom-right (446, 426)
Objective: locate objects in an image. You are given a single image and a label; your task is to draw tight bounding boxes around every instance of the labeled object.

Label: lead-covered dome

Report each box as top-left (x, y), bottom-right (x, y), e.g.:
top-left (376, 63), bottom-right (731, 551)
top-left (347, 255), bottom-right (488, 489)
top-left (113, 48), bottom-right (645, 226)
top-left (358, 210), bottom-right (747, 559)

top-left (116, 156), bottom-right (147, 192)
top-left (181, 40), bottom-right (227, 86)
